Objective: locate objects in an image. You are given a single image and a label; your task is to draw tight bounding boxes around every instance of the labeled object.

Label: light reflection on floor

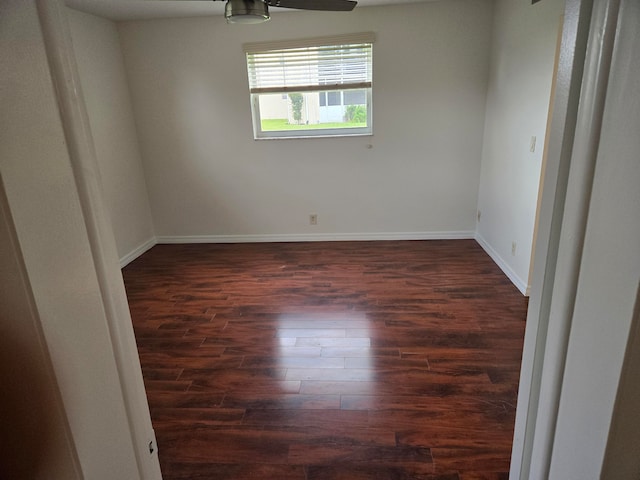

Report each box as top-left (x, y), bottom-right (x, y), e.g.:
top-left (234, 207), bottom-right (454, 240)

top-left (276, 313), bottom-right (375, 390)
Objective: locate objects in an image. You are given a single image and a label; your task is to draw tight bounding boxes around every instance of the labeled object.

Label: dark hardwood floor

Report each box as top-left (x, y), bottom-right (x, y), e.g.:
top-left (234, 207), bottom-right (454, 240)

top-left (122, 240), bottom-right (527, 480)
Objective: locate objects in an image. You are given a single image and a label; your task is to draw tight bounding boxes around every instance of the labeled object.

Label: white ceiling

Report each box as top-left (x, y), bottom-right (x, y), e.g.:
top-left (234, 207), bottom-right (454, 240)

top-left (65, 0), bottom-right (435, 21)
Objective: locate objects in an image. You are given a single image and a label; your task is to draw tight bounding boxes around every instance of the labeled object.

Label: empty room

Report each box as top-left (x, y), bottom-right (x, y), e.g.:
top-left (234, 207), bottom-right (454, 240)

top-left (2, 0), bottom-right (639, 479)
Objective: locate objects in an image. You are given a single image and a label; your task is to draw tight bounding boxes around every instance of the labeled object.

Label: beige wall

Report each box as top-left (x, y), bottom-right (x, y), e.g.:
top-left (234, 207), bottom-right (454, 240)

top-left (602, 287), bottom-right (640, 479)
top-left (68, 8), bottom-right (155, 265)
top-left (0, 1), bottom-right (156, 478)
top-left (118, 0), bottom-right (493, 241)
top-left (476, 0), bottom-right (565, 293)
top-left (0, 176), bottom-right (81, 479)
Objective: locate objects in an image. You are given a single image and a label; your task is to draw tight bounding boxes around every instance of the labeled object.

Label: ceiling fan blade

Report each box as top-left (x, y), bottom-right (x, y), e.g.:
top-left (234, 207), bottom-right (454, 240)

top-left (265, 0), bottom-right (357, 12)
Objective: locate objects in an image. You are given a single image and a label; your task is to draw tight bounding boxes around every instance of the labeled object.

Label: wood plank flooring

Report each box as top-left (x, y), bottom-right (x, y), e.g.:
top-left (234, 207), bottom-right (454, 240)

top-left (122, 240), bottom-right (527, 480)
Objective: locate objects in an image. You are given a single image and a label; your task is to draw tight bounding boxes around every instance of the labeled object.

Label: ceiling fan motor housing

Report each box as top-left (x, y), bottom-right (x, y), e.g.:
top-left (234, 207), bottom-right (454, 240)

top-left (225, 0), bottom-right (271, 24)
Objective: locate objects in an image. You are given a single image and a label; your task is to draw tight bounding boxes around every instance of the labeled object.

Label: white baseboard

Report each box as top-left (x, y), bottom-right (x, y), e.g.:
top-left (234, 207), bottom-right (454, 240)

top-left (156, 230), bottom-right (475, 245)
top-left (119, 237), bottom-right (157, 268)
top-left (475, 232), bottom-right (529, 296)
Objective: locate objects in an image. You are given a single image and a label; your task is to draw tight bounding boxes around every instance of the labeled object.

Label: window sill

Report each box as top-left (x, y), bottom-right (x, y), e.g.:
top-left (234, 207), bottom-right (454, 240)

top-left (254, 132), bottom-right (373, 141)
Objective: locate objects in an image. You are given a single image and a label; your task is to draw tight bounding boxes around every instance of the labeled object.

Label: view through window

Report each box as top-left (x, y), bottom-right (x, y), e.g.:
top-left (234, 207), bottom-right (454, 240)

top-left (244, 33), bottom-right (374, 139)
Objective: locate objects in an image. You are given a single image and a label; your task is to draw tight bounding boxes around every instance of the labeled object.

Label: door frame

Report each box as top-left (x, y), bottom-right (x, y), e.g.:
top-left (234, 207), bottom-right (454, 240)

top-left (32, 0), bottom-right (625, 478)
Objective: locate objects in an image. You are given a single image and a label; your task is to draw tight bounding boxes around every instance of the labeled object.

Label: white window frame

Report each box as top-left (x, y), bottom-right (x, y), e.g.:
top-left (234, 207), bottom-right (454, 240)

top-left (244, 33), bottom-right (375, 140)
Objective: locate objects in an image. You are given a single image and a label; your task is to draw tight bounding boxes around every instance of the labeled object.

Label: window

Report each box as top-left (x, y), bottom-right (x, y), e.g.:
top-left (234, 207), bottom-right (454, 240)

top-left (244, 33), bottom-right (374, 139)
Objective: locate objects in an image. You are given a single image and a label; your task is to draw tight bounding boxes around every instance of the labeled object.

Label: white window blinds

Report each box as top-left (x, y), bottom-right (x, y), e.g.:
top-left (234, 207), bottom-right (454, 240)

top-left (244, 33), bottom-right (374, 94)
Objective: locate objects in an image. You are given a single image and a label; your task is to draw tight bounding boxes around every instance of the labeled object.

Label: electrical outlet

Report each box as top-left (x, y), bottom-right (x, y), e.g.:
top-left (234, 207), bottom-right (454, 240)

top-left (511, 241), bottom-right (517, 256)
top-left (309, 214), bottom-right (318, 225)
top-left (530, 136), bottom-right (537, 153)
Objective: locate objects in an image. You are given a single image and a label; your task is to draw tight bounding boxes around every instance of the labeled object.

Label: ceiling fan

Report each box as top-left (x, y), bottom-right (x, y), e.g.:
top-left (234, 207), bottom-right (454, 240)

top-left (214, 0), bottom-right (358, 24)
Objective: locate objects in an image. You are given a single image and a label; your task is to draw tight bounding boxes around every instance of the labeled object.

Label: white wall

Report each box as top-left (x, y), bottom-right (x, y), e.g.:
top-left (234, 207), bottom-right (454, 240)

top-left (67, 8), bottom-right (155, 265)
top-left (0, 1), bottom-right (152, 478)
top-left (548, 0), bottom-right (640, 475)
top-left (118, 0), bottom-right (493, 241)
top-left (476, 0), bottom-right (564, 294)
